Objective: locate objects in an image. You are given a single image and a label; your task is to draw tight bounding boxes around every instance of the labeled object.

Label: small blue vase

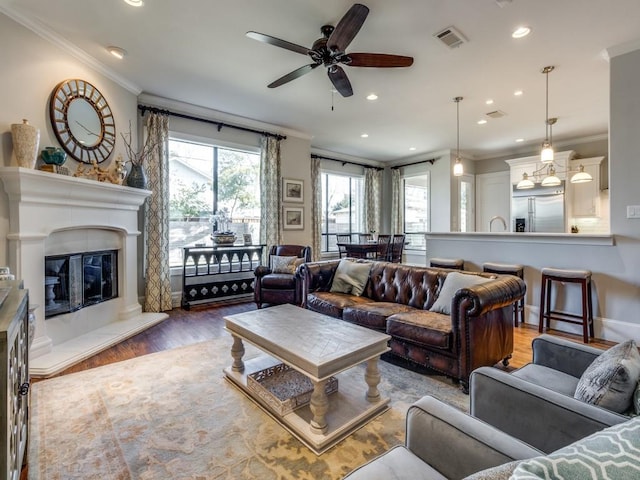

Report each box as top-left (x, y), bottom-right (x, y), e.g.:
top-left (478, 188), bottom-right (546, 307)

top-left (41, 147), bottom-right (67, 165)
top-left (125, 163), bottom-right (148, 189)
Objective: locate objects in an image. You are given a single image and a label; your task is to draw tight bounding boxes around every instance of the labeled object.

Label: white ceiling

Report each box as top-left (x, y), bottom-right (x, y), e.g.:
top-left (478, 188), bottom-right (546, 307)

top-left (2, 0), bottom-right (640, 162)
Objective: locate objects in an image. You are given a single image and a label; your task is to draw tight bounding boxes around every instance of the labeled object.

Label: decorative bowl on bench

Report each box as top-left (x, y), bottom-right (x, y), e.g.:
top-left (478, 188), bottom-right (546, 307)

top-left (211, 233), bottom-right (237, 245)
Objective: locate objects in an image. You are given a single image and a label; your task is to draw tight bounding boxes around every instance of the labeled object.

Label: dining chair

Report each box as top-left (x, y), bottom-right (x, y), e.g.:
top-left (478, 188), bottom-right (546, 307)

top-left (358, 233), bottom-right (373, 243)
top-left (336, 234), bottom-right (352, 258)
top-left (388, 234), bottom-right (406, 263)
top-left (376, 234), bottom-right (391, 261)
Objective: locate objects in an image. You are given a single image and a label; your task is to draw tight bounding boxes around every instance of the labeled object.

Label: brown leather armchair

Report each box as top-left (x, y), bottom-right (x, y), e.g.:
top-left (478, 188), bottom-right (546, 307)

top-left (253, 245), bottom-right (312, 308)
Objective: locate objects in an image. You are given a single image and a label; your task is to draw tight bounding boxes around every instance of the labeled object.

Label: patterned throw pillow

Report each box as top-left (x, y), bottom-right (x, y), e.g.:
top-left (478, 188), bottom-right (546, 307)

top-left (429, 271), bottom-right (492, 315)
top-left (509, 416), bottom-right (640, 479)
top-left (270, 255), bottom-right (303, 274)
top-left (329, 259), bottom-right (372, 296)
top-left (574, 340), bottom-right (640, 414)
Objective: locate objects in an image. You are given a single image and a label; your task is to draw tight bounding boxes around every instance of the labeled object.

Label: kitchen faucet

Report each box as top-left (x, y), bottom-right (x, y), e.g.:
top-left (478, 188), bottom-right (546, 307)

top-left (489, 215), bottom-right (507, 232)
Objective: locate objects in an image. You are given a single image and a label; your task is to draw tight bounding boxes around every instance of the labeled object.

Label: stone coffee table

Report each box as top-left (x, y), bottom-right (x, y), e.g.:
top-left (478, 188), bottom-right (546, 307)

top-left (223, 303), bottom-right (391, 454)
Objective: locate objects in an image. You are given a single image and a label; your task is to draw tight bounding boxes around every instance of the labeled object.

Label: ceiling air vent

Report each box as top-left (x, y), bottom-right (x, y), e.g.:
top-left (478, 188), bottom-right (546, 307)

top-left (434, 26), bottom-right (467, 49)
top-left (486, 110), bottom-right (507, 119)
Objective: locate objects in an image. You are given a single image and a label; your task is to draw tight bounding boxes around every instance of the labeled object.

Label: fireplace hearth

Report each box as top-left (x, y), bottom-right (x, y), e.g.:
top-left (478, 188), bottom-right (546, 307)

top-left (44, 250), bottom-right (118, 318)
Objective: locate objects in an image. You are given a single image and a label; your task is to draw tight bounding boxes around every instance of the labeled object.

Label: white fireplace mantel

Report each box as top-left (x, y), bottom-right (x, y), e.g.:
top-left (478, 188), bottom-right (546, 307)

top-left (0, 167), bottom-right (167, 376)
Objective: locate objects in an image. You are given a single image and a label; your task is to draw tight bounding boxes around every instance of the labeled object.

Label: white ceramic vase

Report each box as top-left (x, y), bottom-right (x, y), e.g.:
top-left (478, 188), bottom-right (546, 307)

top-left (11, 119), bottom-right (40, 168)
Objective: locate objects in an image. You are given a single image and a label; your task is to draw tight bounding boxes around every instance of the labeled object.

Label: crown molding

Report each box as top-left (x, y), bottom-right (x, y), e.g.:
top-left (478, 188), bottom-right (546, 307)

top-left (138, 93), bottom-right (311, 141)
top-left (0, 5), bottom-right (142, 95)
top-left (604, 37), bottom-right (640, 61)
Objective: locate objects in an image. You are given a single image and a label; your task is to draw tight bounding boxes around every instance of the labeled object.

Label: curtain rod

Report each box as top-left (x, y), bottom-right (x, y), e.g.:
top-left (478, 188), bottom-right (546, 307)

top-left (390, 157), bottom-right (439, 170)
top-left (311, 154), bottom-right (384, 171)
top-left (137, 104), bottom-right (287, 141)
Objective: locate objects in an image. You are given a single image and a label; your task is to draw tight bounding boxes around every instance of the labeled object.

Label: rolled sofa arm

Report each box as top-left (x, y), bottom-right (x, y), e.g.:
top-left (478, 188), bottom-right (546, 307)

top-left (451, 275), bottom-right (526, 317)
top-left (531, 334), bottom-right (603, 378)
top-left (470, 366), bottom-right (627, 454)
top-left (297, 259), bottom-right (341, 307)
top-left (405, 396), bottom-right (541, 479)
top-left (253, 265), bottom-right (272, 278)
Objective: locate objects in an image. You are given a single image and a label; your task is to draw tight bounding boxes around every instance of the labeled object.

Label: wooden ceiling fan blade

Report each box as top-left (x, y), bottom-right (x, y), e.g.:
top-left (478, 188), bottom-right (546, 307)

top-left (268, 64), bottom-right (319, 88)
top-left (246, 31), bottom-right (310, 56)
top-left (328, 66), bottom-right (353, 97)
top-left (347, 53), bottom-right (414, 68)
top-left (327, 3), bottom-right (369, 52)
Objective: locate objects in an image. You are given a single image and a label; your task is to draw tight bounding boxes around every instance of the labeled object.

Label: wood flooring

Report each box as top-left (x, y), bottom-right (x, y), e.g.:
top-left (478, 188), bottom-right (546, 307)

top-left (40, 301), bottom-right (615, 379)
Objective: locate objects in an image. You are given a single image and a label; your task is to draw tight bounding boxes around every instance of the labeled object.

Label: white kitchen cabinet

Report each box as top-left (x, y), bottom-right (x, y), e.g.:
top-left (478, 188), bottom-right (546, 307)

top-left (570, 157), bottom-right (605, 217)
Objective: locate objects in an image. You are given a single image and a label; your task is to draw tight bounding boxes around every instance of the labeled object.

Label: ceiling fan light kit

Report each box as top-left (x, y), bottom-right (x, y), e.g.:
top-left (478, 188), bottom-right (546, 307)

top-left (247, 3), bottom-right (413, 98)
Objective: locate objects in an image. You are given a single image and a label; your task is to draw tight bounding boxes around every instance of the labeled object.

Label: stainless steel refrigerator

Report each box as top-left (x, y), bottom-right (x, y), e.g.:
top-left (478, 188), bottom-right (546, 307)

top-left (512, 182), bottom-right (565, 233)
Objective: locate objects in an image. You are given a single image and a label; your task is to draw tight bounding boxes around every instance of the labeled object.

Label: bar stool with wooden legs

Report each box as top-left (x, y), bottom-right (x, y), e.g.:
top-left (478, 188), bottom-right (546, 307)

top-left (539, 267), bottom-right (594, 343)
top-left (482, 262), bottom-right (525, 326)
top-left (429, 258), bottom-right (464, 270)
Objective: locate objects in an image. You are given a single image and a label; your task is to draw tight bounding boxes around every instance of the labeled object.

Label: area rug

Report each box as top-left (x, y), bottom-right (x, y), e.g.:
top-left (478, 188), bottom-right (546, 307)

top-left (29, 336), bottom-right (468, 480)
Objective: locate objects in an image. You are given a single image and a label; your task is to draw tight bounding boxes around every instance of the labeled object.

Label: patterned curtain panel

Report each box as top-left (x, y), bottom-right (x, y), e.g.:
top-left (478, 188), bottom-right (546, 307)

top-left (259, 136), bottom-right (281, 262)
top-left (391, 168), bottom-right (402, 235)
top-left (310, 156), bottom-right (322, 261)
top-left (363, 167), bottom-right (381, 235)
top-left (143, 112), bottom-right (172, 312)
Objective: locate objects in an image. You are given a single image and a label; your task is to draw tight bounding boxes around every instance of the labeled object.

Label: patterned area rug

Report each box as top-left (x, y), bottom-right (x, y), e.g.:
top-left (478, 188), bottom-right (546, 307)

top-left (29, 336), bottom-right (468, 480)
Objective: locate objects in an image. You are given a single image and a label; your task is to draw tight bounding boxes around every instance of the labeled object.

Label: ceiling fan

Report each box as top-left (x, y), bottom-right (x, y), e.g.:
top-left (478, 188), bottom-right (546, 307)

top-left (246, 3), bottom-right (414, 97)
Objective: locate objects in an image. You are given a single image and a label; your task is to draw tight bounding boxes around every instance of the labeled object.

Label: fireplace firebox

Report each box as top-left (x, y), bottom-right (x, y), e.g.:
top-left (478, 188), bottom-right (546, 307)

top-left (44, 250), bottom-right (118, 318)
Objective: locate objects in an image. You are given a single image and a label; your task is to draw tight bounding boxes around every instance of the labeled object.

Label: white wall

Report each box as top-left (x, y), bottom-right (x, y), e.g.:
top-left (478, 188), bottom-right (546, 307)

top-left (0, 13), bottom-right (138, 270)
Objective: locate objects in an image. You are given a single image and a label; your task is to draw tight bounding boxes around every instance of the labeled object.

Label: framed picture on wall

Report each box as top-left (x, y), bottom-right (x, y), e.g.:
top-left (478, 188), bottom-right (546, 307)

top-left (283, 207), bottom-right (304, 230)
top-left (283, 178), bottom-right (304, 203)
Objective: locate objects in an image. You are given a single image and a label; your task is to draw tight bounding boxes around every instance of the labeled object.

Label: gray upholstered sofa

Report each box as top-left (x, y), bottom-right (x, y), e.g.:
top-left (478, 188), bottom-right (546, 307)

top-left (298, 259), bottom-right (526, 391)
top-left (343, 395), bottom-right (640, 480)
top-left (470, 334), bottom-right (633, 454)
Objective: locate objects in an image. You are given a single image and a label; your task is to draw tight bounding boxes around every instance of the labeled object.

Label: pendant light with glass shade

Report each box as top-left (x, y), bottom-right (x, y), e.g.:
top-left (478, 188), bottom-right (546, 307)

top-left (453, 96), bottom-right (464, 176)
top-left (540, 66), bottom-right (555, 163)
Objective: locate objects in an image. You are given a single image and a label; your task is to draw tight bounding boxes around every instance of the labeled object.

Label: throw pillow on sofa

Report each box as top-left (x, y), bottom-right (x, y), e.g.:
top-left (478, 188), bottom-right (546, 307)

top-left (271, 255), bottom-right (304, 274)
top-left (330, 259), bottom-right (372, 296)
top-left (574, 339), bottom-right (640, 414)
top-left (510, 415), bottom-right (640, 479)
top-left (429, 271), bottom-right (491, 315)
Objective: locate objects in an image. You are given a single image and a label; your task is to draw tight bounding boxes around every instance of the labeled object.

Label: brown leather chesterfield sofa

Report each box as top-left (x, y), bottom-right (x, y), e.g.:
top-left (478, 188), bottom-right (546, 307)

top-left (298, 259), bottom-right (526, 392)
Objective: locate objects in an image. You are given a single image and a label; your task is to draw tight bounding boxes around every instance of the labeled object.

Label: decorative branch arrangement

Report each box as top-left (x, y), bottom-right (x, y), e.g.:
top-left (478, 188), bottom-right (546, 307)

top-left (121, 120), bottom-right (159, 167)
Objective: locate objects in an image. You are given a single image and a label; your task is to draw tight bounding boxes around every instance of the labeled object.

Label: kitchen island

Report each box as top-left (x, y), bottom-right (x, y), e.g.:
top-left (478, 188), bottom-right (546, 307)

top-left (423, 231), bottom-right (637, 344)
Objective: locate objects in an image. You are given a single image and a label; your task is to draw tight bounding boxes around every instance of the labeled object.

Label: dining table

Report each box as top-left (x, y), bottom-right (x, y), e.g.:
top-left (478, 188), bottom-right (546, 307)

top-left (337, 242), bottom-right (382, 259)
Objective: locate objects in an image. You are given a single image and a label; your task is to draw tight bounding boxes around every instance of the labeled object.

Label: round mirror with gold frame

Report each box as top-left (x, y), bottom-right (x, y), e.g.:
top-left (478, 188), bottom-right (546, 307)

top-left (49, 79), bottom-right (116, 164)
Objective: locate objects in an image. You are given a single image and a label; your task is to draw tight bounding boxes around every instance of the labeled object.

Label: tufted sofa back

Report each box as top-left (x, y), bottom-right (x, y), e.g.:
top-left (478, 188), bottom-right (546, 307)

top-left (364, 262), bottom-right (443, 310)
top-left (299, 259), bottom-right (497, 310)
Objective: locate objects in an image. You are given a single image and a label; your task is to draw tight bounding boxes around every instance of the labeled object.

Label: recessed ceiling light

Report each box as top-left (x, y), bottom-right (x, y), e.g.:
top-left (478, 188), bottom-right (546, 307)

top-left (409, 147), bottom-right (416, 151)
top-left (512, 26), bottom-right (531, 39)
top-left (366, 93), bottom-right (378, 101)
top-left (477, 119), bottom-right (488, 125)
top-left (107, 46), bottom-right (127, 59)
top-left (361, 133), bottom-right (369, 138)
top-left (485, 99), bottom-right (494, 105)
top-left (514, 90), bottom-right (524, 96)
top-left (515, 138), bottom-right (524, 143)
top-left (124, 0), bottom-right (144, 6)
